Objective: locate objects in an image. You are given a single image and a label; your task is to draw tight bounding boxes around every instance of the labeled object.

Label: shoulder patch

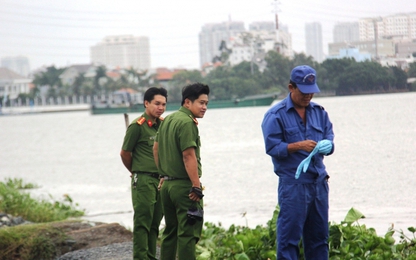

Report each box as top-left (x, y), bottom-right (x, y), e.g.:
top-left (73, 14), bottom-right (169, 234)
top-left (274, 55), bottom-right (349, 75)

top-left (136, 117), bottom-right (146, 125)
top-left (189, 114), bottom-right (198, 125)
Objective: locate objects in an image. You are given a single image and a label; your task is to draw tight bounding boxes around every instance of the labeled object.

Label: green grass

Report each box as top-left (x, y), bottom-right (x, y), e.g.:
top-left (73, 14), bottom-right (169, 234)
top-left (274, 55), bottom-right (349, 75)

top-left (195, 207), bottom-right (416, 260)
top-left (2, 178), bottom-right (416, 260)
top-left (0, 222), bottom-right (70, 260)
top-left (0, 178), bottom-right (84, 223)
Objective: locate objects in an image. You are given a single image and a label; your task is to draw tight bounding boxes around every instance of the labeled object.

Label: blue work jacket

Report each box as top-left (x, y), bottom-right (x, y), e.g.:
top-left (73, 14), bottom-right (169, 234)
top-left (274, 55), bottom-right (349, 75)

top-left (261, 94), bottom-right (335, 183)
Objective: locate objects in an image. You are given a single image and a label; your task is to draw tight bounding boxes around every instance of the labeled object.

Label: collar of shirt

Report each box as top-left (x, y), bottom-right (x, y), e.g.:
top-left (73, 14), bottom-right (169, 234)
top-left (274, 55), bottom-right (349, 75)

top-left (142, 113), bottom-right (160, 128)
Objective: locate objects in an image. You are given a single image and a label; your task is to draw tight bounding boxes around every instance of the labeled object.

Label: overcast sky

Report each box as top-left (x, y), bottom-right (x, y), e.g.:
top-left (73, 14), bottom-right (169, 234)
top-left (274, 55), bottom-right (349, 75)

top-left (0, 0), bottom-right (414, 71)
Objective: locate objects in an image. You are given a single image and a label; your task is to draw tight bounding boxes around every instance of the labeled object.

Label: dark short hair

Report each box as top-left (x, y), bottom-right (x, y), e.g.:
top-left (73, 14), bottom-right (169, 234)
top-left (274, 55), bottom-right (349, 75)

top-left (181, 83), bottom-right (210, 106)
top-left (143, 87), bottom-right (168, 108)
top-left (289, 80), bottom-right (298, 88)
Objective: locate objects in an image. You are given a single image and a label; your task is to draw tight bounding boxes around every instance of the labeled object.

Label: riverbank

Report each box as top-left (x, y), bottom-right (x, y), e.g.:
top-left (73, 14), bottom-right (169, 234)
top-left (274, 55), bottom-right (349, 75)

top-left (0, 213), bottom-right (137, 260)
top-left (0, 104), bottom-right (89, 116)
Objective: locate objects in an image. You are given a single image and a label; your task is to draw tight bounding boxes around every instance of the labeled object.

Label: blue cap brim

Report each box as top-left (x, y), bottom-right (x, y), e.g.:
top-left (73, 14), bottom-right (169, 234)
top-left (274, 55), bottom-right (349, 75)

top-left (297, 84), bottom-right (320, 94)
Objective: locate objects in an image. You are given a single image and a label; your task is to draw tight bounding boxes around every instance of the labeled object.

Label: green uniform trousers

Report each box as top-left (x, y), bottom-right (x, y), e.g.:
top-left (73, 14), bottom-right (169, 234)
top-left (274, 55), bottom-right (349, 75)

top-left (160, 179), bottom-right (203, 260)
top-left (131, 174), bottom-right (163, 260)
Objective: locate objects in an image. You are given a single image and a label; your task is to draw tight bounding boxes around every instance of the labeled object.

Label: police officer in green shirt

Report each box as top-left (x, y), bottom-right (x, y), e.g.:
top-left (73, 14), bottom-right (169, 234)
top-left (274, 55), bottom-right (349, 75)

top-left (120, 87), bottom-right (167, 260)
top-left (153, 83), bottom-right (209, 260)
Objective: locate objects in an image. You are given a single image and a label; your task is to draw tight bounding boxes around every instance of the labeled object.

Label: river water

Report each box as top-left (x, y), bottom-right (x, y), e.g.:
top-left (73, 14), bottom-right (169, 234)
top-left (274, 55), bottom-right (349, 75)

top-left (0, 92), bottom-right (415, 236)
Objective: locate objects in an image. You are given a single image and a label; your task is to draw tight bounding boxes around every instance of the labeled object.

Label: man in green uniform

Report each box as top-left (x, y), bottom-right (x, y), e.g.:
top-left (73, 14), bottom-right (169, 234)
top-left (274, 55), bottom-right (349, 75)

top-left (120, 87), bottom-right (167, 260)
top-left (153, 83), bottom-right (209, 260)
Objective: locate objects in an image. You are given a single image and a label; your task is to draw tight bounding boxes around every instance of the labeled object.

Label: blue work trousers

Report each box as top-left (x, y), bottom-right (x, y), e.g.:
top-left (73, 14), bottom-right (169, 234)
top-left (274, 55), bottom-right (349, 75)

top-left (277, 179), bottom-right (329, 260)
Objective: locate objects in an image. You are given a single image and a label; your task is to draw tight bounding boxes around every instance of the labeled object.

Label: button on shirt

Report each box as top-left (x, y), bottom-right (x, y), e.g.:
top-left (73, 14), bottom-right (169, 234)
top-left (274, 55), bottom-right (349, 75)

top-left (261, 94), bottom-right (335, 183)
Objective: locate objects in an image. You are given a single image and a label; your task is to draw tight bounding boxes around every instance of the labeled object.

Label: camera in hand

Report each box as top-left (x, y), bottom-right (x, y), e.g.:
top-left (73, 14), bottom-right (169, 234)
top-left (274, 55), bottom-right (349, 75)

top-left (186, 206), bottom-right (204, 225)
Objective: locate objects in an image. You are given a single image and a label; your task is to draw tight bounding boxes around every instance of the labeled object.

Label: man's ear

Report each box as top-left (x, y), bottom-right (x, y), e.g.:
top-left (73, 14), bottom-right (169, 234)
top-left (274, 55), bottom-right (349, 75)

top-left (183, 98), bottom-right (190, 108)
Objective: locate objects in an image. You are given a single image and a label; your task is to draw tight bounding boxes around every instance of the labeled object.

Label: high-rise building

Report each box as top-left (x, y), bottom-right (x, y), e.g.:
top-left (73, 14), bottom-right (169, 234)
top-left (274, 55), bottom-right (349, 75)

top-left (305, 22), bottom-right (324, 63)
top-left (1, 56), bottom-right (30, 77)
top-left (249, 21), bottom-right (276, 32)
top-left (359, 13), bottom-right (416, 41)
top-left (333, 22), bottom-right (360, 43)
top-left (198, 21), bottom-right (246, 67)
top-left (90, 35), bottom-right (150, 71)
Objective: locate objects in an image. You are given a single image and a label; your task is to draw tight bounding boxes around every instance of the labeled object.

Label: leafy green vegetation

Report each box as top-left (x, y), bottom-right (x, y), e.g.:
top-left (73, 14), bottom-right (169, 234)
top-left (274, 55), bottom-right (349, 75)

top-left (0, 178), bottom-right (84, 223)
top-left (2, 178), bottom-right (416, 259)
top-left (0, 223), bottom-right (69, 260)
top-left (195, 207), bottom-right (416, 260)
top-left (19, 52), bottom-right (415, 104)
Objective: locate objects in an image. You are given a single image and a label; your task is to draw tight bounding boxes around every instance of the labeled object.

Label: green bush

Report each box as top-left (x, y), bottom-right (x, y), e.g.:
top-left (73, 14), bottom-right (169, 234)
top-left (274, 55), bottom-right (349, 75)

top-left (0, 178), bottom-right (84, 223)
top-left (0, 223), bottom-right (69, 260)
top-left (196, 207), bottom-right (416, 260)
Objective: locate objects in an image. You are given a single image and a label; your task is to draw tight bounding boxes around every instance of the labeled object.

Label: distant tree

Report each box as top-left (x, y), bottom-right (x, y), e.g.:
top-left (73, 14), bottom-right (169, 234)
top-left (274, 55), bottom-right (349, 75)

top-left (93, 66), bottom-right (107, 95)
top-left (170, 70), bottom-right (204, 101)
top-left (387, 66), bottom-right (408, 90)
top-left (71, 73), bottom-right (85, 96)
top-left (32, 66), bottom-right (65, 98)
top-left (408, 62), bottom-right (416, 78)
top-left (320, 58), bottom-right (357, 90)
top-left (290, 52), bottom-right (318, 69)
top-left (337, 61), bottom-right (392, 95)
top-left (212, 40), bottom-right (232, 66)
top-left (263, 51), bottom-right (292, 94)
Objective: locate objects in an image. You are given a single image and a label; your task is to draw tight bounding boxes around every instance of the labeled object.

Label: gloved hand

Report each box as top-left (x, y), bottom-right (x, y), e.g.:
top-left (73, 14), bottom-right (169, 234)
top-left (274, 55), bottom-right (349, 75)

top-left (295, 144), bottom-right (319, 179)
top-left (295, 140), bottom-right (332, 179)
top-left (318, 139), bottom-right (332, 155)
top-left (189, 187), bottom-right (204, 199)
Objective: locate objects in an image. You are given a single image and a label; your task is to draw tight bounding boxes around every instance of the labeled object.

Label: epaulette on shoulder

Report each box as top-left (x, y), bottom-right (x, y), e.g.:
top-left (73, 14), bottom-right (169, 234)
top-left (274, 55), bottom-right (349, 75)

top-left (310, 102), bottom-right (325, 110)
top-left (188, 114), bottom-right (198, 125)
top-left (136, 117), bottom-right (146, 125)
top-left (274, 102), bottom-right (286, 112)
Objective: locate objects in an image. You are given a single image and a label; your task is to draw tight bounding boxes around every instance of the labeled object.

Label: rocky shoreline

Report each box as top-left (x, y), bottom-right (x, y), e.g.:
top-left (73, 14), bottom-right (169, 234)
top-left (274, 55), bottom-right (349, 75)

top-left (0, 213), bottom-right (147, 260)
top-left (0, 213), bottom-right (31, 227)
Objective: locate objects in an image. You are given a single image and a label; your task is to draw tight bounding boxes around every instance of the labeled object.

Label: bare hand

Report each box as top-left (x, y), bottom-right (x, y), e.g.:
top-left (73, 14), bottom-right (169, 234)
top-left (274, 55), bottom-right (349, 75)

top-left (189, 192), bottom-right (201, 202)
top-left (300, 140), bottom-right (317, 152)
top-left (158, 178), bottom-right (164, 190)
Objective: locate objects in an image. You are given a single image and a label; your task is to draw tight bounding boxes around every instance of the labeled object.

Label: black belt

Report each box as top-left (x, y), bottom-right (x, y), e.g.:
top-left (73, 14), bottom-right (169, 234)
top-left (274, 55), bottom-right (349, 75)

top-left (134, 172), bottom-right (160, 179)
top-left (163, 176), bottom-right (189, 181)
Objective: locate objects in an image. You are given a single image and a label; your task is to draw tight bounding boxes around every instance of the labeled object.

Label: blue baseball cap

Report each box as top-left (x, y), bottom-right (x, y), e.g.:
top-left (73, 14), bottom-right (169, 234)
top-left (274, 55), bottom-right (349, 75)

top-left (290, 65), bottom-right (320, 94)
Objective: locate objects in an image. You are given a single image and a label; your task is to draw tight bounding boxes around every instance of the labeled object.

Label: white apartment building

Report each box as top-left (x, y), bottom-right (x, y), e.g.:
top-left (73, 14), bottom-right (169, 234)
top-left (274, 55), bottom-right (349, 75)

top-left (328, 38), bottom-right (396, 58)
top-left (333, 22), bottom-right (360, 43)
top-left (358, 13), bottom-right (416, 41)
top-left (199, 21), bottom-right (246, 67)
top-left (199, 20), bottom-right (293, 68)
top-left (90, 35), bottom-right (150, 71)
top-left (276, 24), bottom-right (293, 58)
top-left (0, 67), bottom-right (31, 99)
top-left (1, 56), bottom-right (31, 77)
top-left (227, 31), bottom-right (277, 67)
top-left (305, 22), bottom-right (324, 63)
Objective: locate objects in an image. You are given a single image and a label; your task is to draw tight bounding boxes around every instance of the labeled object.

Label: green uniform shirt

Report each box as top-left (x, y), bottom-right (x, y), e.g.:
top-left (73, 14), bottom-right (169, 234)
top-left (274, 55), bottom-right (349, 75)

top-left (122, 113), bottom-right (162, 173)
top-left (156, 106), bottom-right (201, 178)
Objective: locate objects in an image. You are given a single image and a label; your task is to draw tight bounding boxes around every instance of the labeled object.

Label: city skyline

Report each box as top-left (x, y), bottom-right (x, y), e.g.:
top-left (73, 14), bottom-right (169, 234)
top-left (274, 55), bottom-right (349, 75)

top-left (0, 0), bottom-right (414, 72)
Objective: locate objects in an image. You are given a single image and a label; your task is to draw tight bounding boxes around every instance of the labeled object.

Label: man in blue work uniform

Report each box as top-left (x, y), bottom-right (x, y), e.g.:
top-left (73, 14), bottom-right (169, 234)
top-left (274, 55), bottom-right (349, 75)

top-left (261, 65), bottom-right (335, 260)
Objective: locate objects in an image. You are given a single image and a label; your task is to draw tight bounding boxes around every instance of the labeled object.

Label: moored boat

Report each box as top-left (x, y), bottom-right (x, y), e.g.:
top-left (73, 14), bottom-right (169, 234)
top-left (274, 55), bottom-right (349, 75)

top-left (90, 93), bottom-right (278, 115)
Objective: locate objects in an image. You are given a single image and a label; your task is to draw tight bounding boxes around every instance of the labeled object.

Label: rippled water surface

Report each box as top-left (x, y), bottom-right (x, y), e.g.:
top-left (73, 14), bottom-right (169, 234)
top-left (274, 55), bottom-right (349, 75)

top-left (1, 92), bottom-right (415, 235)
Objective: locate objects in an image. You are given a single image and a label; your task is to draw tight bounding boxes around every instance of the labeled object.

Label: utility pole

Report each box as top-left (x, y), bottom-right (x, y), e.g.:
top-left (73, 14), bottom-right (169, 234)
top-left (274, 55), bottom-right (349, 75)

top-left (272, 0), bottom-right (281, 53)
top-left (372, 17), bottom-right (382, 61)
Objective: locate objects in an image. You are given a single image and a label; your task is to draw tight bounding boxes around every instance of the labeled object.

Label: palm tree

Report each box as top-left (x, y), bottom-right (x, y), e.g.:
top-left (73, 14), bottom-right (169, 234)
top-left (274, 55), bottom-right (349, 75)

top-left (93, 66), bottom-right (107, 95)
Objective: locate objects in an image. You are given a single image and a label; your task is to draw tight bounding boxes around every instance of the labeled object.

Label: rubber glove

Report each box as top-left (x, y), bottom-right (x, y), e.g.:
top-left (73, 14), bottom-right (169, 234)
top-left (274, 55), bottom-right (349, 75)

top-left (295, 140), bottom-right (332, 179)
top-left (318, 139), bottom-right (332, 155)
top-left (295, 144), bottom-right (319, 179)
